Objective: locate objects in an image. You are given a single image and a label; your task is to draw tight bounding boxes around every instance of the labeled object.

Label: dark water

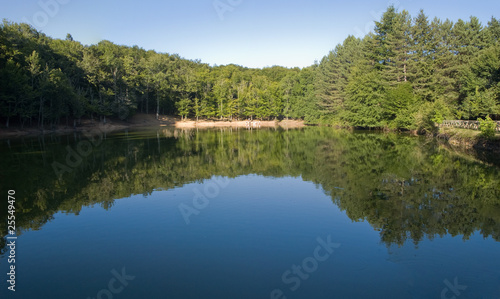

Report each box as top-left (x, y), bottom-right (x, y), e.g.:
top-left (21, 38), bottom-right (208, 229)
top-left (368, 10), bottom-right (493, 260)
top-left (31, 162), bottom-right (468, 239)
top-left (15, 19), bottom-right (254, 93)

top-left (0, 127), bottom-right (499, 299)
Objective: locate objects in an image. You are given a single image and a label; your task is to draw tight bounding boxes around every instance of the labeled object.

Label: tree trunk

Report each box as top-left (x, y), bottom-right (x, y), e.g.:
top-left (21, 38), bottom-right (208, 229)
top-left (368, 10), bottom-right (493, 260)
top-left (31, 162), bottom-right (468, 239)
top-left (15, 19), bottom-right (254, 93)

top-left (156, 94), bottom-right (160, 120)
top-left (403, 62), bottom-right (407, 82)
top-left (146, 80), bottom-right (149, 114)
top-left (39, 96), bottom-right (44, 129)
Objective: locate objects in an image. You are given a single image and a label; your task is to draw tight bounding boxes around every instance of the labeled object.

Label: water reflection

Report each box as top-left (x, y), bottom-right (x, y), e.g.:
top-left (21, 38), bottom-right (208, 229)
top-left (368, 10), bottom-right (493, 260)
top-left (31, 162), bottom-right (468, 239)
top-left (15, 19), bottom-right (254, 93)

top-left (1, 127), bottom-right (499, 254)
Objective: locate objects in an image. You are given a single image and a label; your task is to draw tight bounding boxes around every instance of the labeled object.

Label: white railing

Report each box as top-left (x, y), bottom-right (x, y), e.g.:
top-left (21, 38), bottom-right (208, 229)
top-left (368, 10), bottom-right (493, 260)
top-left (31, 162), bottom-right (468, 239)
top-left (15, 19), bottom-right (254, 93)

top-left (440, 120), bottom-right (500, 132)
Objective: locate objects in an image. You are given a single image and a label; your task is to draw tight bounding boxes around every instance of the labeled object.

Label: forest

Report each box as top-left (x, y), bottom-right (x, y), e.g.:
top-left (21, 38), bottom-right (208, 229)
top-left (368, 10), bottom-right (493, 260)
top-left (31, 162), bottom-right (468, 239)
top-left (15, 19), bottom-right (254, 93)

top-left (0, 7), bottom-right (499, 131)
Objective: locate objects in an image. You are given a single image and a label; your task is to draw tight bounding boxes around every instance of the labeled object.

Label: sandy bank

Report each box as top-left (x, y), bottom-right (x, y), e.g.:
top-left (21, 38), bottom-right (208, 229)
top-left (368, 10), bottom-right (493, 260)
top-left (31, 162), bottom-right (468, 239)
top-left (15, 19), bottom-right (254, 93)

top-left (0, 114), bottom-right (305, 138)
top-left (174, 119), bottom-right (305, 128)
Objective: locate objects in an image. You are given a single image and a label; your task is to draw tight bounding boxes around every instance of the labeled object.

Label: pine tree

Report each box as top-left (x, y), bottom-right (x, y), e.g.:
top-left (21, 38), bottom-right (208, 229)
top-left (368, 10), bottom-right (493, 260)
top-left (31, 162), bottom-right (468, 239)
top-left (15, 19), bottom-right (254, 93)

top-left (488, 17), bottom-right (500, 42)
top-left (343, 66), bottom-right (385, 128)
top-left (315, 36), bottom-right (362, 117)
top-left (384, 10), bottom-right (412, 85)
top-left (430, 18), bottom-right (459, 104)
top-left (459, 44), bottom-right (500, 118)
top-left (410, 10), bottom-right (435, 101)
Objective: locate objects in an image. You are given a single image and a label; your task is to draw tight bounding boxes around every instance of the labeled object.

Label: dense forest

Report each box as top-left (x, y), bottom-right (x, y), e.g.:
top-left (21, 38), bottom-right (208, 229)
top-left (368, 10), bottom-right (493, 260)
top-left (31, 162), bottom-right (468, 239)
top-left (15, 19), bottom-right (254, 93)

top-left (1, 7), bottom-right (499, 130)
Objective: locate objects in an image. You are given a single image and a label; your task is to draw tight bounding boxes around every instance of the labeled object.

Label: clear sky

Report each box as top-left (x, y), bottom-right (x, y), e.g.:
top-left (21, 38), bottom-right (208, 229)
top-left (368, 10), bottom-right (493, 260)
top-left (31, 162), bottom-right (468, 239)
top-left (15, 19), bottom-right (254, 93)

top-left (1, 0), bottom-right (499, 68)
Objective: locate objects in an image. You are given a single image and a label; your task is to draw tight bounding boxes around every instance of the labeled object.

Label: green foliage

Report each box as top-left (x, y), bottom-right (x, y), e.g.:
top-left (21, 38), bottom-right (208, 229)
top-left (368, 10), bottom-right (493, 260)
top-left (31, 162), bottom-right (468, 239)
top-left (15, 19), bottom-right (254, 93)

top-left (478, 115), bottom-right (497, 138)
top-left (0, 21), bottom-right (312, 126)
top-left (314, 8), bottom-right (499, 129)
top-left (414, 102), bottom-right (437, 133)
top-left (343, 70), bottom-right (385, 128)
top-left (176, 98), bottom-right (191, 120)
top-left (1, 9), bottom-right (500, 129)
top-left (413, 98), bottom-right (453, 133)
top-left (459, 44), bottom-right (500, 118)
top-left (315, 36), bottom-right (362, 115)
top-left (383, 82), bottom-right (416, 129)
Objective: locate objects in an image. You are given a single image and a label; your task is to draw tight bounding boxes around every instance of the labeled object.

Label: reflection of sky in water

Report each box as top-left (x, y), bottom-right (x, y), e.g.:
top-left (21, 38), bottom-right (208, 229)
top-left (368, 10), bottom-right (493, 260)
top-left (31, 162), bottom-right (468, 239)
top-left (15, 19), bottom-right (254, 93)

top-left (1, 128), bottom-right (500, 298)
top-left (1, 174), bottom-right (499, 298)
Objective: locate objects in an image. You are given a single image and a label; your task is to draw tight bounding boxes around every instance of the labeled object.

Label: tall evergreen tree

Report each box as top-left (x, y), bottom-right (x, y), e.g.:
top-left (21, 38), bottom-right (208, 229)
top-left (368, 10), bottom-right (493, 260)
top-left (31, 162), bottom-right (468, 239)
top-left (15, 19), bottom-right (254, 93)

top-left (315, 36), bottom-right (363, 117)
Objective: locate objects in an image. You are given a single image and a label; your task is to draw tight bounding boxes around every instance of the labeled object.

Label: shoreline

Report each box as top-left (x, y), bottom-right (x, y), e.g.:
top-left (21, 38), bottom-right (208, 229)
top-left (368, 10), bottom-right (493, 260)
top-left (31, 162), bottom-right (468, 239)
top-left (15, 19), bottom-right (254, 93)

top-left (173, 119), bottom-right (305, 129)
top-left (0, 114), bottom-right (306, 138)
top-left (2, 116), bottom-right (498, 152)
top-left (435, 127), bottom-right (500, 160)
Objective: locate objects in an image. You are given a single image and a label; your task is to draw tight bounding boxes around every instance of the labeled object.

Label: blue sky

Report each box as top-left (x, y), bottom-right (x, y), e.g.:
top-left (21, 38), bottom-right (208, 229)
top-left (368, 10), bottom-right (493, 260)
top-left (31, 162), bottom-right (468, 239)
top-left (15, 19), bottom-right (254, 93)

top-left (1, 0), bottom-right (499, 68)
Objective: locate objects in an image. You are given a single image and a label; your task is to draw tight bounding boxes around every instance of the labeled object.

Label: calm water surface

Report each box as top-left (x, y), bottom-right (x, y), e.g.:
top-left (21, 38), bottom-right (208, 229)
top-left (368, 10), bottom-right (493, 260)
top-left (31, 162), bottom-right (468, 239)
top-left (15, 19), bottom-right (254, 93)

top-left (0, 127), bottom-right (499, 298)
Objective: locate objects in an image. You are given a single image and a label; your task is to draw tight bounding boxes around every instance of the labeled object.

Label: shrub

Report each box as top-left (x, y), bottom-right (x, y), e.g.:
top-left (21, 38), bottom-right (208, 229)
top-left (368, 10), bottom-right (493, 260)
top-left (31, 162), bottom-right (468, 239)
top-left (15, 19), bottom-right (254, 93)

top-left (478, 115), bottom-right (496, 138)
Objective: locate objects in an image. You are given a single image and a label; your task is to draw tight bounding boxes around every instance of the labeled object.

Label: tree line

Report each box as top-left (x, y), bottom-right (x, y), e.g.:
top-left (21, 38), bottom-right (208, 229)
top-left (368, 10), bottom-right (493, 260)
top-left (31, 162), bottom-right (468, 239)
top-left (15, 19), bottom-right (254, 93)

top-left (1, 7), bottom-right (499, 130)
top-left (316, 7), bottom-right (500, 130)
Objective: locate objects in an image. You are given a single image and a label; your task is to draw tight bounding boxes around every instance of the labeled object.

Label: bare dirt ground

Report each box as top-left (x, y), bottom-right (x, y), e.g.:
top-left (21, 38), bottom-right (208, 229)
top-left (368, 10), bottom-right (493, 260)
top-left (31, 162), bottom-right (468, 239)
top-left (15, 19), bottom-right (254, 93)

top-left (0, 114), bottom-right (305, 138)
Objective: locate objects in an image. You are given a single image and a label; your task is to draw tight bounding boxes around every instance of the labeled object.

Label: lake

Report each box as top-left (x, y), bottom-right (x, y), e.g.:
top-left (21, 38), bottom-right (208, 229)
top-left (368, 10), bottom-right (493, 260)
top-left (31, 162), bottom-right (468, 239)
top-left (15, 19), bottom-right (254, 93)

top-left (1, 127), bottom-right (499, 298)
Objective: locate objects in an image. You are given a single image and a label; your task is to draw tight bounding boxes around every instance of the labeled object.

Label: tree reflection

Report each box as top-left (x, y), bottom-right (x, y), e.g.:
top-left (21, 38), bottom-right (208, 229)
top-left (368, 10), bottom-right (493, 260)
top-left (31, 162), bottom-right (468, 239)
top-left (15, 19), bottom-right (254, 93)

top-left (1, 127), bottom-right (499, 254)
